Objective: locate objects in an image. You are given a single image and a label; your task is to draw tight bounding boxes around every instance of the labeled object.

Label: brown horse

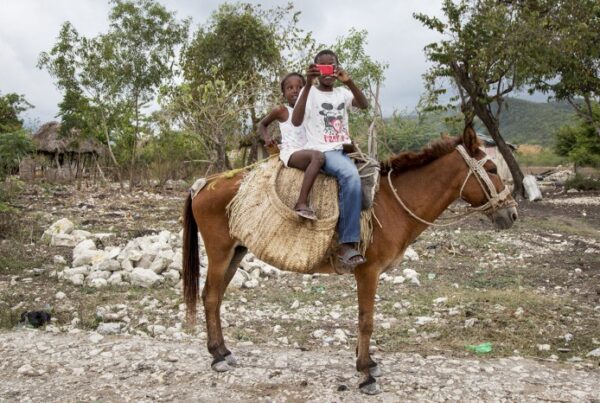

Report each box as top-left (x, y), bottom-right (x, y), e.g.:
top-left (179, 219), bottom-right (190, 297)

top-left (182, 126), bottom-right (518, 394)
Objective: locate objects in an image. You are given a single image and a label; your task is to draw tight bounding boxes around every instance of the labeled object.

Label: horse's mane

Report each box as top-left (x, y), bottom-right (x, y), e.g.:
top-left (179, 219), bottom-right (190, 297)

top-left (380, 135), bottom-right (470, 175)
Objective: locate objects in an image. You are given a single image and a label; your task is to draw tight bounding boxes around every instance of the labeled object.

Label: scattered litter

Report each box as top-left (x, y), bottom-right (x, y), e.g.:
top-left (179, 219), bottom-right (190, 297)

top-left (465, 342), bottom-right (492, 354)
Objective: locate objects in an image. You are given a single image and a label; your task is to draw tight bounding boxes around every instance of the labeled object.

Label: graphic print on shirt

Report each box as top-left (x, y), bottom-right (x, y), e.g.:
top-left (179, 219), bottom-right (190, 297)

top-left (319, 102), bottom-right (349, 143)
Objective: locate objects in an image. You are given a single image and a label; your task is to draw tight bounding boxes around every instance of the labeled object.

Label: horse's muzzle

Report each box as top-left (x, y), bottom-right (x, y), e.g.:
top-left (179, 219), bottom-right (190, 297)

top-left (489, 206), bottom-right (518, 230)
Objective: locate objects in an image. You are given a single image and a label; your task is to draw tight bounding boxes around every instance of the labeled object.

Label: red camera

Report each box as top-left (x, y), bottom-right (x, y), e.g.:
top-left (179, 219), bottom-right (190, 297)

top-left (316, 64), bottom-right (335, 76)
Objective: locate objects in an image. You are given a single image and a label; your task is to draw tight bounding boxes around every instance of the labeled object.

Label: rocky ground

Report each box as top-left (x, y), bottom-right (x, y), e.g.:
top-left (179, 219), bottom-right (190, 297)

top-left (1, 181), bottom-right (599, 402)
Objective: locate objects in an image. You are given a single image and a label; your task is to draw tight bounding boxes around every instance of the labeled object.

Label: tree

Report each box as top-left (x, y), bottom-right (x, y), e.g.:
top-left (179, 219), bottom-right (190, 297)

top-left (530, 0), bottom-right (600, 137)
top-left (0, 92), bottom-right (34, 178)
top-left (414, 0), bottom-right (543, 197)
top-left (182, 2), bottom-right (314, 164)
top-left (39, 0), bottom-right (189, 189)
top-left (332, 29), bottom-right (388, 158)
top-left (554, 107), bottom-right (600, 170)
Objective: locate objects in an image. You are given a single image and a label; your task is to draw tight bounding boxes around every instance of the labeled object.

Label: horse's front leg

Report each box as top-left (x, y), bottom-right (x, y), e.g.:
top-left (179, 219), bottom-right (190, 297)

top-left (354, 265), bottom-right (383, 395)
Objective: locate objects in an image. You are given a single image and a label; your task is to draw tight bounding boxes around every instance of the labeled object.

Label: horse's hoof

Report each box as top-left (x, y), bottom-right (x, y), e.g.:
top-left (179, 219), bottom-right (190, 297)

top-left (360, 382), bottom-right (382, 395)
top-left (224, 353), bottom-right (238, 367)
top-left (211, 359), bottom-right (232, 372)
top-left (359, 375), bottom-right (382, 395)
top-left (369, 364), bottom-right (382, 378)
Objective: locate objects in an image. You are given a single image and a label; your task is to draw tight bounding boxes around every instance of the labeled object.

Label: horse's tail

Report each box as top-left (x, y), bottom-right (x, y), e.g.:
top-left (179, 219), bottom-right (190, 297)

top-left (182, 193), bottom-right (200, 326)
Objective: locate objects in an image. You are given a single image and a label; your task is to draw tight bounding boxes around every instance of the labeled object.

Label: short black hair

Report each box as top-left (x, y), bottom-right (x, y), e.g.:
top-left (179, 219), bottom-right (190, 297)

top-left (314, 49), bottom-right (339, 64)
top-left (280, 72), bottom-right (306, 93)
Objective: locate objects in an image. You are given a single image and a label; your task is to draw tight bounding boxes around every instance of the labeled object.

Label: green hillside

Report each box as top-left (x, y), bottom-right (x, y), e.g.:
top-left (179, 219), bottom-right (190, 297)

top-left (397, 97), bottom-right (578, 148)
top-left (497, 98), bottom-right (577, 146)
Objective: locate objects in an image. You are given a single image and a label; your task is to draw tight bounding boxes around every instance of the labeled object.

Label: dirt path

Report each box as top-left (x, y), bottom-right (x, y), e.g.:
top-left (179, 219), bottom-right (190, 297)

top-left (1, 329), bottom-right (598, 402)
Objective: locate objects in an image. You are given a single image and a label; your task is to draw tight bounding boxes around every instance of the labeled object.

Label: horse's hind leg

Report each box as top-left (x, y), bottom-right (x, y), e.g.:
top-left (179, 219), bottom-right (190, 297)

top-left (202, 244), bottom-right (247, 372)
top-left (354, 266), bottom-right (383, 395)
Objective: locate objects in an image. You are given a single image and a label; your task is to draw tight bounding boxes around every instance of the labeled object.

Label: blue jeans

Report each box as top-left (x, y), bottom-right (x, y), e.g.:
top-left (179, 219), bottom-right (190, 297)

top-left (322, 150), bottom-right (362, 244)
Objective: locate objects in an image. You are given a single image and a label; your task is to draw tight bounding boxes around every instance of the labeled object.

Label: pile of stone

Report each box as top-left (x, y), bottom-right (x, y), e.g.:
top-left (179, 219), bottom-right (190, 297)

top-left (47, 218), bottom-right (282, 290)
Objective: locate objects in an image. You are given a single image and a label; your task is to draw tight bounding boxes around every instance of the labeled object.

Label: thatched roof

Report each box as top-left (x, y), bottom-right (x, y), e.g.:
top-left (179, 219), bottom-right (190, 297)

top-left (33, 122), bottom-right (104, 154)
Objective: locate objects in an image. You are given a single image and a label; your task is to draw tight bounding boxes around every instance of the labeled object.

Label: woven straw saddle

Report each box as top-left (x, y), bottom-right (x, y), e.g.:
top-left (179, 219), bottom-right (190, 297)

top-left (226, 156), bottom-right (379, 273)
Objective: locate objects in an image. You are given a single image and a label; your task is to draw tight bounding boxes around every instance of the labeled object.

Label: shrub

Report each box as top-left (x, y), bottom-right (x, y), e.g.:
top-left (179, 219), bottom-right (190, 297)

top-left (565, 174), bottom-right (600, 191)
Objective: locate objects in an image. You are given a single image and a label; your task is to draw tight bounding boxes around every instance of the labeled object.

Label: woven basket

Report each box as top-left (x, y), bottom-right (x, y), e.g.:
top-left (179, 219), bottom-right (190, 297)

top-left (227, 159), bottom-right (339, 273)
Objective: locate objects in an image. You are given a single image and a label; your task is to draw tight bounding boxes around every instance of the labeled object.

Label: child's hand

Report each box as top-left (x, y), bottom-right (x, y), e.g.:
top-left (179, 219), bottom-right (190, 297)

top-left (306, 64), bottom-right (320, 84)
top-left (336, 66), bottom-right (351, 83)
top-left (263, 135), bottom-right (276, 148)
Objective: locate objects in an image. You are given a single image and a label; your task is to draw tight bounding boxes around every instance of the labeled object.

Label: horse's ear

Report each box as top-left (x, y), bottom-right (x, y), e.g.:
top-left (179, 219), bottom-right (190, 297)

top-left (462, 124), bottom-right (480, 154)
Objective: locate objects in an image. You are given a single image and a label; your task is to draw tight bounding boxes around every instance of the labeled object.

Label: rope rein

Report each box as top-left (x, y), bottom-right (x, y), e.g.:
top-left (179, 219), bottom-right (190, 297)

top-left (386, 145), bottom-right (516, 228)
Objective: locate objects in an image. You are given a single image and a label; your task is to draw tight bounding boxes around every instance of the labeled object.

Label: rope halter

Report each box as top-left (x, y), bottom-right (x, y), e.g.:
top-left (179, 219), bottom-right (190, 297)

top-left (455, 145), bottom-right (514, 214)
top-left (386, 144), bottom-right (516, 228)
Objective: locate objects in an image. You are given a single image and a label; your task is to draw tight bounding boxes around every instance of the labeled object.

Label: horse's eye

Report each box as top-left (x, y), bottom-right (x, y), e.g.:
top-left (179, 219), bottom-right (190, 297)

top-left (488, 168), bottom-right (497, 175)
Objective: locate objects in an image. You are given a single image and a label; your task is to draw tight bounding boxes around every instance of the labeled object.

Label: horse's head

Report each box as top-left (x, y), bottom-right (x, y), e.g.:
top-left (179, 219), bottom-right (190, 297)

top-left (457, 126), bottom-right (518, 230)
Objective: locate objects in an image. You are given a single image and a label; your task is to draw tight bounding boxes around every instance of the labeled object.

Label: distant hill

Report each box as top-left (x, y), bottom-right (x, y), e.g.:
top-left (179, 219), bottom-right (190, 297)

top-left (496, 97), bottom-right (577, 146)
top-left (398, 97), bottom-right (578, 147)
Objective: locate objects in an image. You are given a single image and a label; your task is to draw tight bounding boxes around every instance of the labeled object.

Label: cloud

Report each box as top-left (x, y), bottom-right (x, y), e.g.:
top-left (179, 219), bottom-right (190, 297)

top-left (0, 0), bottom-right (445, 126)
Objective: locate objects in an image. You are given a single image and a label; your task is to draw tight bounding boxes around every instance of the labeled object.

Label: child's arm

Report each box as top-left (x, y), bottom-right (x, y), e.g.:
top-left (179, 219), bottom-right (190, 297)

top-left (258, 106), bottom-right (286, 147)
top-left (337, 68), bottom-right (369, 110)
top-left (291, 64), bottom-right (320, 127)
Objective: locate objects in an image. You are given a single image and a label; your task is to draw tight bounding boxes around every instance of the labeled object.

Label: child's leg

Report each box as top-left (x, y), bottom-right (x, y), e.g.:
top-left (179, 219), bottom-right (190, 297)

top-left (288, 150), bottom-right (326, 214)
top-left (322, 150), bottom-right (365, 266)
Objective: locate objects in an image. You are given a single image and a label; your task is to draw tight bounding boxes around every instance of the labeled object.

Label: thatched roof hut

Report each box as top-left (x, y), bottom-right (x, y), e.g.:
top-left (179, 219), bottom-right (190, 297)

top-left (32, 121), bottom-right (104, 155)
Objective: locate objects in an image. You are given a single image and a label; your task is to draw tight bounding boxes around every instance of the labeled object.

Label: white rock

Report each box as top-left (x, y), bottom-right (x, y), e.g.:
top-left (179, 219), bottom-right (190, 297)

top-left (71, 229), bottom-right (92, 240)
top-left (149, 257), bottom-right (171, 274)
top-left (448, 307), bottom-right (461, 316)
top-left (312, 329), bottom-right (326, 338)
top-left (163, 269), bottom-right (180, 283)
top-left (158, 230), bottom-right (171, 244)
top-left (564, 333), bottom-right (574, 343)
top-left (51, 234), bottom-right (78, 247)
top-left (130, 268), bottom-right (162, 288)
top-left (127, 249), bottom-right (143, 262)
top-left (404, 246), bottom-right (420, 261)
top-left (537, 344), bottom-right (551, 351)
top-left (53, 255), bottom-right (67, 265)
top-left (17, 364), bottom-right (40, 377)
top-left (95, 259), bottom-right (121, 272)
top-left (433, 297), bottom-right (448, 306)
top-left (243, 279), bottom-right (259, 289)
top-left (333, 328), bottom-right (348, 343)
top-left (66, 273), bottom-right (85, 286)
top-left (87, 270), bottom-right (111, 281)
top-left (403, 268), bottom-right (421, 286)
top-left (136, 254), bottom-right (155, 270)
top-left (515, 307), bottom-right (524, 316)
top-left (104, 247), bottom-right (121, 260)
top-left (121, 259), bottom-right (134, 271)
top-left (64, 266), bottom-right (90, 277)
top-left (229, 270), bottom-right (248, 289)
top-left (73, 239), bottom-right (96, 259)
top-left (149, 325), bottom-right (166, 336)
top-left (43, 218), bottom-right (74, 239)
top-left (107, 272), bottom-right (123, 285)
top-left (415, 316), bottom-right (435, 326)
top-left (97, 323), bottom-right (122, 335)
top-left (290, 300), bottom-right (300, 309)
top-left (393, 276), bottom-right (405, 284)
top-left (89, 278), bottom-right (108, 288)
top-left (464, 318), bottom-right (478, 328)
top-left (89, 333), bottom-right (104, 343)
top-left (72, 250), bottom-right (107, 267)
top-left (586, 348), bottom-right (600, 357)
top-left (55, 291), bottom-right (66, 300)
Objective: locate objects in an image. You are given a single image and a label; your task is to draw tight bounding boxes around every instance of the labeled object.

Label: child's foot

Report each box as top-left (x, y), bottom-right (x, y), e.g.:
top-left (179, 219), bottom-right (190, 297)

top-left (336, 243), bottom-right (367, 268)
top-left (294, 205), bottom-right (317, 221)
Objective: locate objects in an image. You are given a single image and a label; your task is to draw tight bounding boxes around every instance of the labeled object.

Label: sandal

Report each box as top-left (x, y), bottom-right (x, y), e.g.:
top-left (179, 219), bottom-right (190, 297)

top-left (337, 246), bottom-right (367, 268)
top-left (295, 207), bottom-right (317, 221)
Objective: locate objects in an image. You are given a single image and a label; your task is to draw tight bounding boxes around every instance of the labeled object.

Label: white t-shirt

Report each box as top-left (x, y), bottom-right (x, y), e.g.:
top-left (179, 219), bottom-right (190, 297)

top-left (297, 86), bottom-right (354, 152)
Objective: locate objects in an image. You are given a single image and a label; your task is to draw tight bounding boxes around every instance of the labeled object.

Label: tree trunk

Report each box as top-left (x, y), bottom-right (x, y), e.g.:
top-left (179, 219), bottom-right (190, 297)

top-left (101, 111), bottom-right (123, 190)
top-left (129, 94), bottom-right (139, 192)
top-left (474, 103), bottom-right (525, 198)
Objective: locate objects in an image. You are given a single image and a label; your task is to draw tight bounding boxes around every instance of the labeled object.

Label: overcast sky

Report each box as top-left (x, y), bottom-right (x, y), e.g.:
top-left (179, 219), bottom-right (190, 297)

top-left (1, 0), bottom-right (450, 127)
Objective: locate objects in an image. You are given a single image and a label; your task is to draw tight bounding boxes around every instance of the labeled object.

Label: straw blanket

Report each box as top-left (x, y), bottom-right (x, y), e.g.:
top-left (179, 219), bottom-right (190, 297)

top-left (227, 158), bottom-right (372, 273)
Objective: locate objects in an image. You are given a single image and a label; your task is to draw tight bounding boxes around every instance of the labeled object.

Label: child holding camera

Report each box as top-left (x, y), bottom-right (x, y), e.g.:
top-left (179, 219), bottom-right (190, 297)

top-left (291, 49), bottom-right (370, 270)
top-left (259, 72), bottom-right (325, 221)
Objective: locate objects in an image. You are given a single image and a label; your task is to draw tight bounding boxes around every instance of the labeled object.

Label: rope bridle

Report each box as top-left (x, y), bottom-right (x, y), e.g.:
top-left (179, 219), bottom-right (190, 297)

top-left (387, 144), bottom-right (516, 227)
